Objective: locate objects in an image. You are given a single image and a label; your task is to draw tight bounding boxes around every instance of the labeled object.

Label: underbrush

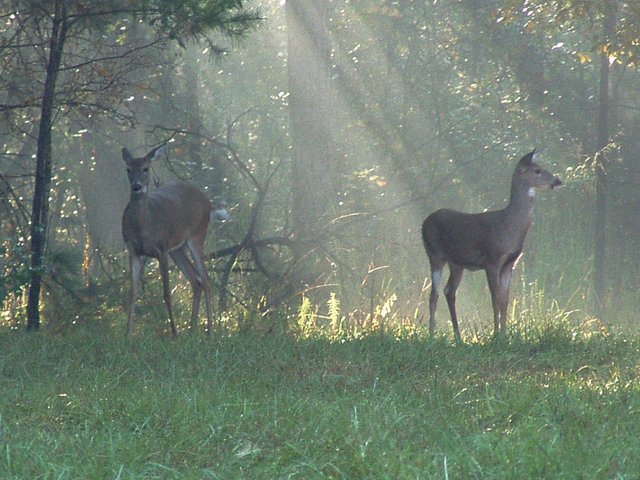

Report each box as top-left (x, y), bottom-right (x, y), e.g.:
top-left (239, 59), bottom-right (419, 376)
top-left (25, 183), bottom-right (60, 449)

top-left (1, 312), bottom-right (640, 479)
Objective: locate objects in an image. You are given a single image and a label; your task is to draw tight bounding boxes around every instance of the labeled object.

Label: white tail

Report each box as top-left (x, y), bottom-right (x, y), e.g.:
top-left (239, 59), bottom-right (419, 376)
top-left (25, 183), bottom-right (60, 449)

top-left (421, 149), bottom-right (562, 341)
top-left (121, 145), bottom-right (216, 338)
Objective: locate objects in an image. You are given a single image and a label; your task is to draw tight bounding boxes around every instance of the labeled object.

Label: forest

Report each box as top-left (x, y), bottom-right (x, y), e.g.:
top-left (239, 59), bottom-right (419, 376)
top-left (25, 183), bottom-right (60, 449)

top-left (2, 0), bottom-right (640, 335)
top-left (4, 1), bottom-right (640, 478)
top-left (0, 0), bottom-right (637, 338)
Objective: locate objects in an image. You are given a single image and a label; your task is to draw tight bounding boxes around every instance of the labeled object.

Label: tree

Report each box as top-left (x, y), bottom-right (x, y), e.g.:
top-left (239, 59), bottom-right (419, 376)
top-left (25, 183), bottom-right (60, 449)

top-left (593, 1), bottom-right (616, 306)
top-left (26, 0), bottom-right (69, 330)
top-left (493, 0), bottom-right (640, 311)
top-left (286, 1), bottom-right (337, 241)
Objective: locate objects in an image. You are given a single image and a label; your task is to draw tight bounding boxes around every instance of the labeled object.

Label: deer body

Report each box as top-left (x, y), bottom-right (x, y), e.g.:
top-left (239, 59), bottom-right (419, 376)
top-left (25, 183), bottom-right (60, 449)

top-left (422, 150), bottom-right (561, 341)
top-left (122, 146), bottom-right (215, 339)
top-left (122, 183), bottom-right (211, 259)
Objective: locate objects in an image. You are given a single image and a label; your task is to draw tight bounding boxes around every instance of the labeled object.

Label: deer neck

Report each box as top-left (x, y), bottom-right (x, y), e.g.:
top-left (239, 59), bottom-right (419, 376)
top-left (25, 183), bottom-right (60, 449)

top-left (505, 177), bottom-right (535, 230)
top-left (126, 192), bottom-right (153, 231)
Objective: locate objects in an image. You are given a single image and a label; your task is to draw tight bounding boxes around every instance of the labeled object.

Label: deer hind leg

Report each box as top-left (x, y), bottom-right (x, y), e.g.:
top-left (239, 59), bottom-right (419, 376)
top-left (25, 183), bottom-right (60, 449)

top-left (444, 264), bottom-right (464, 342)
top-left (158, 253), bottom-right (178, 337)
top-left (485, 266), bottom-right (503, 337)
top-left (428, 260), bottom-right (444, 336)
top-left (170, 246), bottom-right (203, 334)
top-left (186, 239), bottom-right (213, 336)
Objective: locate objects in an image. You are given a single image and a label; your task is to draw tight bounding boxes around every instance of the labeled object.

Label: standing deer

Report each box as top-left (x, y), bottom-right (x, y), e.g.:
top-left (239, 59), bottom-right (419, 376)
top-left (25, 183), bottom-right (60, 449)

top-left (421, 149), bottom-right (561, 342)
top-left (121, 145), bottom-right (222, 339)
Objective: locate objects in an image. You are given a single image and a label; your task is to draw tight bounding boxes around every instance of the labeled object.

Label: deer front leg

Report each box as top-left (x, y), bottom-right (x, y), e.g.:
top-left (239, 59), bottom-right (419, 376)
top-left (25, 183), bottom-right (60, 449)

top-left (498, 262), bottom-right (516, 334)
top-left (158, 253), bottom-right (178, 337)
top-left (126, 251), bottom-right (144, 340)
top-left (485, 266), bottom-right (502, 336)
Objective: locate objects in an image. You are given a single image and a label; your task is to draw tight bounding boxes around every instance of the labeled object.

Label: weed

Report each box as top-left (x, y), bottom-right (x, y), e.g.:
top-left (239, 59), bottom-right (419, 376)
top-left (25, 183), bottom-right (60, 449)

top-left (1, 317), bottom-right (640, 478)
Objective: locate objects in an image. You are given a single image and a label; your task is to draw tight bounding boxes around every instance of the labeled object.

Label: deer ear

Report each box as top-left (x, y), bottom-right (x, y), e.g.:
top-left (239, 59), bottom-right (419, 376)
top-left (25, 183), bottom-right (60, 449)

top-left (148, 145), bottom-right (166, 162)
top-left (518, 149), bottom-right (537, 166)
top-left (122, 147), bottom-right (133, 163)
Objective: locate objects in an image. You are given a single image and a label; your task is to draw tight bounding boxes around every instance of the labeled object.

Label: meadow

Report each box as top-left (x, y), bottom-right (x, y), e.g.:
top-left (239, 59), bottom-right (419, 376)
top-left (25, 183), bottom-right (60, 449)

top-left (1, 316), bottom-right (639, 479)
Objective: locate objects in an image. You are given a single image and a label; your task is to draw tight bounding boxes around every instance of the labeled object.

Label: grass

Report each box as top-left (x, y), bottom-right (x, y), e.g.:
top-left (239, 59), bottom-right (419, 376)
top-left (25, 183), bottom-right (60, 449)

top-left (1, 318), bottom-right (640, 479)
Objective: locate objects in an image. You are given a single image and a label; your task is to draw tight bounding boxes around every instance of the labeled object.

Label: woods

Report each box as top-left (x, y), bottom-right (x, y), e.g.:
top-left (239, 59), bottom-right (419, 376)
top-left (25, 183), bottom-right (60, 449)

top-left (2, 1), bottom-right (640, 332)
top-left (4, 2), bottom-right (640, 478)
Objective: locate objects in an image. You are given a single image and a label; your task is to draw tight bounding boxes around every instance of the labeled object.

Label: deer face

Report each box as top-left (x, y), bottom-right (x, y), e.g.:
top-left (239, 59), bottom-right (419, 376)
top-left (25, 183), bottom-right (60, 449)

top-left (122, 146), bottom-right (164, 195)
top-left (516, 150), bottom-right (562, 193)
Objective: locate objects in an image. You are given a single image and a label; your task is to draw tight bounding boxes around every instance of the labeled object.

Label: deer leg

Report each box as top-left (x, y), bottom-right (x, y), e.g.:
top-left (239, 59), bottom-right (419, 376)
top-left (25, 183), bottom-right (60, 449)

top-left (186, 239), bottom-right (213, 336)
top-left (485, 266), bottom-right (502, 336)
top-left (126, 251), bottom-right (144, 339)
top-left (170, 247), bottom-right (203, 334)
top-left (498, 263), bottom-right (516, 334)
top-left (158, 253), bottom-right (177, 337)
top-left (428, 260), bottom-right (444, 336)
top-left (444, 264), bottom-right (464, 342)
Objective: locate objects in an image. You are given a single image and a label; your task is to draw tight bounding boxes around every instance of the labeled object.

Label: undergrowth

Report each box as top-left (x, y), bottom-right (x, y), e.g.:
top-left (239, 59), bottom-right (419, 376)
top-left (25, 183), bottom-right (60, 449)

top-left (1, 303), bottom-right (639, 479)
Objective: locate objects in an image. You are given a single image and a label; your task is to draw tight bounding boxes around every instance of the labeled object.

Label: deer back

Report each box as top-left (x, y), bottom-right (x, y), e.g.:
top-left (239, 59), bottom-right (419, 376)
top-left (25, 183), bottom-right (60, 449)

top-left (423, 209), bottom-right (512, 270)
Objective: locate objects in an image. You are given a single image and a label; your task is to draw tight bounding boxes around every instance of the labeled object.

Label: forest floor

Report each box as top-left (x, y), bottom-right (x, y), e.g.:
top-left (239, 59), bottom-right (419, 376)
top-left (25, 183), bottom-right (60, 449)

top-left (1, 319), bottom-right (639, 479)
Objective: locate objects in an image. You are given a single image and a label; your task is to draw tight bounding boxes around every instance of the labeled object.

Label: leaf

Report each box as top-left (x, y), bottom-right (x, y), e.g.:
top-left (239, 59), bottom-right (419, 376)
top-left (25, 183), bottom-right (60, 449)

top-left (576, 52), bottom-right (591, 64)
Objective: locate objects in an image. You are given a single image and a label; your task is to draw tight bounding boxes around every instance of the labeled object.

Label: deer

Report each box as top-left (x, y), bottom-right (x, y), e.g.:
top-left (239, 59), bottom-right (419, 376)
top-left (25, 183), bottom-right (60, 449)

top-left (121, 145), bottom-right (226, 339)
top-left (421, 149), bottom-right (561, 342)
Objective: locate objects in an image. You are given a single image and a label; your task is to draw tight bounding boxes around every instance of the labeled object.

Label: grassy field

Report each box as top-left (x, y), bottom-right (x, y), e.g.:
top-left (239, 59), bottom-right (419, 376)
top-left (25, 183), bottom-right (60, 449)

top-left (1, 319), bottom-right (639, 479)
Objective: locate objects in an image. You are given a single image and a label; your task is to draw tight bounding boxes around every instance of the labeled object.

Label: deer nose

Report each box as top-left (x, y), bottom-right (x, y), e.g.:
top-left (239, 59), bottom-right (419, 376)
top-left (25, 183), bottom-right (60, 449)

top-left (552, 177), bottom-right (562, 189)
top-left (131, 182), bottom-right (143, 192)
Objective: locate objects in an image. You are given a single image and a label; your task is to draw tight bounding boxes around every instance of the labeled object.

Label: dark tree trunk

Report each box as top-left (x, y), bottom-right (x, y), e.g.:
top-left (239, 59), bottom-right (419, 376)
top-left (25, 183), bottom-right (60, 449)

top-left (26, 0), bottom-right (69, 330)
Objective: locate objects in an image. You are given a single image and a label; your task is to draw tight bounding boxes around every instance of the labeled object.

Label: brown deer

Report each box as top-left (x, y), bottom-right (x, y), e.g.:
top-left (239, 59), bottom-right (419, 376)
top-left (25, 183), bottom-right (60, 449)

top-left (421, 149), bottom-right (561, 342)
top-left (121, 145), bottom-right (223, 339)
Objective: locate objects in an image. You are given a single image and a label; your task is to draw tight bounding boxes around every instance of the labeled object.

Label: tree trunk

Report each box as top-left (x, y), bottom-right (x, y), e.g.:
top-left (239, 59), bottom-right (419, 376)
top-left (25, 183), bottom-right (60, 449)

top-left (26, 0), bottom-right (69, 330)
top-left (286, 0), bottom-right (337, 240)
top-left (184, 54), bottom-right (204, 173)
top-left (593, 1), bottom-right (616, 309)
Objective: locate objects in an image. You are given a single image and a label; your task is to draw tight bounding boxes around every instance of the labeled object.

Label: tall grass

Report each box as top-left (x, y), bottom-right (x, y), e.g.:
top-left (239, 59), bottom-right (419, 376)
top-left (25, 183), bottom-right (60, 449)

top-left (1, 305), bottom-right (640, 479)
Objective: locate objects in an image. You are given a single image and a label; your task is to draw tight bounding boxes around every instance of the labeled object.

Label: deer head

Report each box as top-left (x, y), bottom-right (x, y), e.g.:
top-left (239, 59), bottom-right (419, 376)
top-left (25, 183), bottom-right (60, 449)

top-left (122, 145), bottom-right (165, 195)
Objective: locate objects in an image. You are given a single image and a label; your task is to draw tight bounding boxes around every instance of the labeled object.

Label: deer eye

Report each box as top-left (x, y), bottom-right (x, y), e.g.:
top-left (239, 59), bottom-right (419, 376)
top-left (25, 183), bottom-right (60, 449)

top-left (143, 167), bottom-right (149, 173)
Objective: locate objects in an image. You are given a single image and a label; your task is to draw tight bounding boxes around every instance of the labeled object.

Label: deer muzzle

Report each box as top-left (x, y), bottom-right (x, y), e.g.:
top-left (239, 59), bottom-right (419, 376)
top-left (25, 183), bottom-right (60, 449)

top-left (131, 182), bottom-right (145, 193)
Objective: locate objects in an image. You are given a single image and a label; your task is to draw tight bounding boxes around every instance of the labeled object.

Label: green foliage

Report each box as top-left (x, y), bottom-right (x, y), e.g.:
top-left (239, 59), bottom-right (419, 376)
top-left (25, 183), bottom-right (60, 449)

top-left (327, 292), bottom-right (344, 337)
top-left (296, 294), bottom-right (315, 337)
top-left (139, 0), bottom-right (262, 52)
top-left (0, 243), bottom-right (30, 312)
top-left (1, 319), bottom-right (640, 478)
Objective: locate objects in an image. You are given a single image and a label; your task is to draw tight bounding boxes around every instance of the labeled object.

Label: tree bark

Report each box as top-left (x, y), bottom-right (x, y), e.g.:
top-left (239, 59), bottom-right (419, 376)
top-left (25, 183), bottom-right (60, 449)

top-left (26, 0), bottom-right (69, 330)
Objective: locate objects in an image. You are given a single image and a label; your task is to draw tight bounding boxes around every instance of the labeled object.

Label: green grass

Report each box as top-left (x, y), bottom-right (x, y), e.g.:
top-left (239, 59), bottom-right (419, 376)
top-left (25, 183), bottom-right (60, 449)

top-left (1, 321), bottom-right (640, 479)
